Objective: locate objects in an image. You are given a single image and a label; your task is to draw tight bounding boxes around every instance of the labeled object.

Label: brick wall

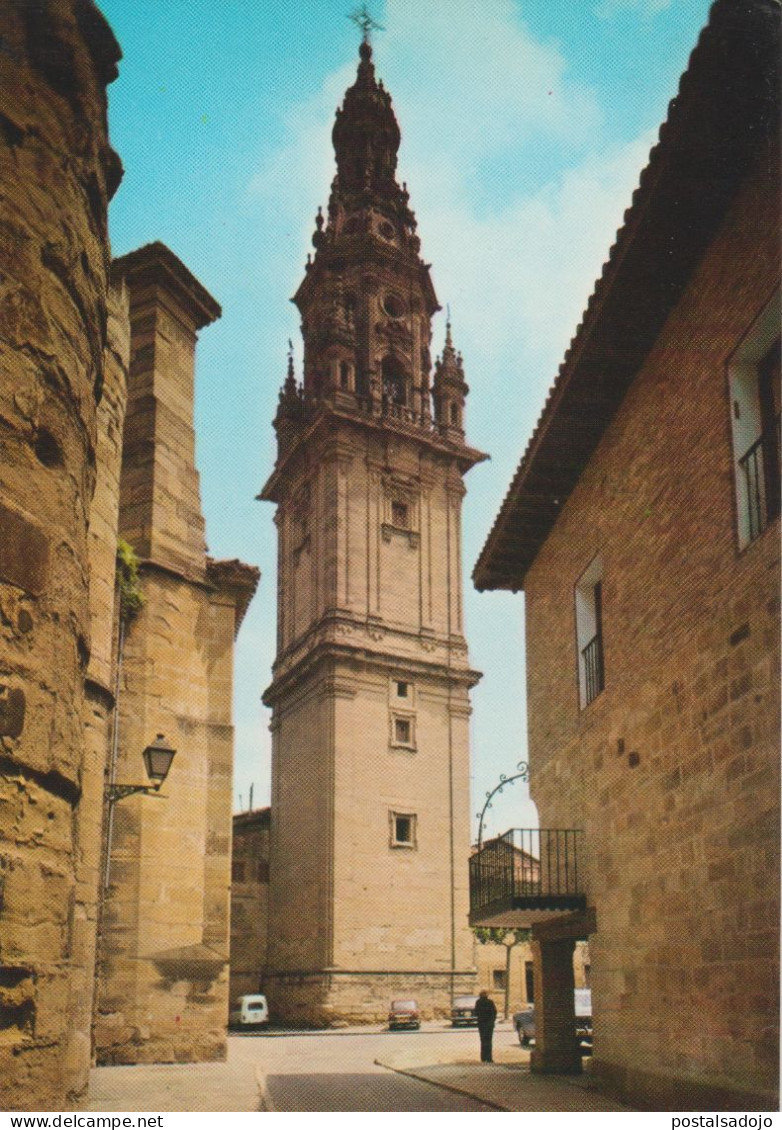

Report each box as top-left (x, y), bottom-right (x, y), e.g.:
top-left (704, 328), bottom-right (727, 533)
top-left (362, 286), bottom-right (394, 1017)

top-left (524, 138), bottom-right (779, 1108)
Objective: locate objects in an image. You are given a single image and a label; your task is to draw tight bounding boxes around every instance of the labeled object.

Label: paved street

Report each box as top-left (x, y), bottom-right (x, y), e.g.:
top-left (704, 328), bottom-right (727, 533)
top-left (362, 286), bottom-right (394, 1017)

top-left (88, 1022), bottom-right (633, 1113)
top-left (252, 1026), bottom-right (498, 1112)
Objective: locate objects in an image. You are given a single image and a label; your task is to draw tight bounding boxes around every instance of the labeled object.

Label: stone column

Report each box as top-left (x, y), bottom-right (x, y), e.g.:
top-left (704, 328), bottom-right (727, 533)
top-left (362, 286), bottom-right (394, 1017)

top-left (530, 936), bottom-right (582, 1075)
top-left (0, 0), bottom-right (121, 1110)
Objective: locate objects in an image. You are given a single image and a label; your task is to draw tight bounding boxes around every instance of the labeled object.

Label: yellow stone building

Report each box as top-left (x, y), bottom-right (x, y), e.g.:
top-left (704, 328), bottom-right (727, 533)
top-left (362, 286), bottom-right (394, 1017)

top-left (260, 34), bottom-right (484, 1025)
top-left (473, 0), bottom-right (779, 1109)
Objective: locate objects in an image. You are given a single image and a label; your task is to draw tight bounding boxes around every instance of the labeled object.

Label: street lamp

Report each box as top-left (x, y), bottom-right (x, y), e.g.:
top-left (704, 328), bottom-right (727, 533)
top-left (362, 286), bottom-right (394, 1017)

top-left (103, 734), bottom-right (176, 890)
top-left (106, 733), bottom-right (176, 803)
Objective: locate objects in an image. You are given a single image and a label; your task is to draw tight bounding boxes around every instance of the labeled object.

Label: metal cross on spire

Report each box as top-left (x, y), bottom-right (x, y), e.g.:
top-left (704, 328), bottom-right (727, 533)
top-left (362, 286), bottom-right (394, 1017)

top-left (348, 3), bottom-right (384, 43)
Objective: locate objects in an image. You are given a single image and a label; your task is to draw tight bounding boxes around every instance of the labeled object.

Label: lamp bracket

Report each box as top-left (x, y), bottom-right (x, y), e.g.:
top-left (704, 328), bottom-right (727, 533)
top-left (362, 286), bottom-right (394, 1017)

top-left (106, 783), bottom-right (164, 803)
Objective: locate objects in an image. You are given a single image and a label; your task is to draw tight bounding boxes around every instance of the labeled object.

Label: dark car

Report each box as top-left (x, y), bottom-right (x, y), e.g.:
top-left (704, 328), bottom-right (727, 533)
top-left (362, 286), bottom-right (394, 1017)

top-left (450, 994), bottom-right (479, 1026)
top-left (513, 988), bottom-right (592, 1052)
top-left (388, 998), bottom-right (420, 1030)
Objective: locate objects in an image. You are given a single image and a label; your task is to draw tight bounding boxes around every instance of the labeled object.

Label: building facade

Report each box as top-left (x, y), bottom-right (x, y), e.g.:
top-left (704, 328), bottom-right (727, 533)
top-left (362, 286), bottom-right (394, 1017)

top-left (260, 35), bottom-right (483, 1025)
top-left (229, 807), bottom-right (271, 1005)
top-left (94, 244), bottom-right (259, 1065)
top-left (473, 0), bottom-right (779, 1111)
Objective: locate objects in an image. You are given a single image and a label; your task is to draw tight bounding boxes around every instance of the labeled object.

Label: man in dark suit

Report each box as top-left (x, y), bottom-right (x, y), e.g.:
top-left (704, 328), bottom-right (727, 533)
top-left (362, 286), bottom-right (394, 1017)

top-left (474, 989), bottom-right (498, 1063)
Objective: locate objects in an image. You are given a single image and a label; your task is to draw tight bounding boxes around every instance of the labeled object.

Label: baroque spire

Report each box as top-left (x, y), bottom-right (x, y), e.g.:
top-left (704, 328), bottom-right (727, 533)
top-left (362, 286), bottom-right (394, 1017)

top-left (434, 317), bottom-right (469, 439)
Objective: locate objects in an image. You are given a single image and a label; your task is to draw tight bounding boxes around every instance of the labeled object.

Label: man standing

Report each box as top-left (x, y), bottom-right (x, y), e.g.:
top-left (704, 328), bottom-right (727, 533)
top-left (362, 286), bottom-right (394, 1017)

top-left (474, 989), bottom-right (497, 1063)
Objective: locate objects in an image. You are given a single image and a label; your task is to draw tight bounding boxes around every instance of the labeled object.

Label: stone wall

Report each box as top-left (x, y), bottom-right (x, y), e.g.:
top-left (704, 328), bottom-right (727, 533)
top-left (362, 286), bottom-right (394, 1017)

top-left (524, 139), bottom-right (779, 1109)
top-left (265, 403), bottom-right (479, 1025)
top-left (0, 0), bottom-right (120, 1110)
top-left (93, 244), bottom-right (258, 1065)
top-left (229, 809), bottom-right (270, 1005)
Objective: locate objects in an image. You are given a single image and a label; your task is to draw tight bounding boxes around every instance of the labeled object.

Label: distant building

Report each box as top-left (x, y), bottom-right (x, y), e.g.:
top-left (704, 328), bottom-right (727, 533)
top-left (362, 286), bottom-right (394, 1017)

top-left (473, 0), bottom-right (779, 1112)
top-left (259, 33), bottom-right (484, 1024)
top-left (229, 808), bottom-right (270, 1004)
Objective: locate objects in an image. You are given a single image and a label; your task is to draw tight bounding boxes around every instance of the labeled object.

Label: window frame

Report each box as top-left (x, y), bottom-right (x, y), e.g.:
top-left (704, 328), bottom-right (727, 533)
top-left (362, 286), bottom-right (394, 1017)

top-left (390, 710), bottom-right (416, 750)
top-left (389, 810), bottom-right (417, 849)
top-left (574, 555), bottom-right (605, 709)
top-left (727, 292), bottom-right (781, 550)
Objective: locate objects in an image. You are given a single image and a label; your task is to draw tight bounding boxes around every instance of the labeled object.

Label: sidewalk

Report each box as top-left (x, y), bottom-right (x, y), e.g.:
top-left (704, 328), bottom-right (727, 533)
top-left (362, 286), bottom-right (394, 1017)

top-left (88, 1058), bottom-right (261, 1113)
top-left (374, 1024), bottom-right (633, 1113)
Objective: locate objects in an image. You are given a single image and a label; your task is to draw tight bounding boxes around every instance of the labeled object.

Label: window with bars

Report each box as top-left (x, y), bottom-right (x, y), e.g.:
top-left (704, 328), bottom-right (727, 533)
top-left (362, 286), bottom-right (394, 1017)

top-left (575, 557), bottom-right (604, 709)
top-left (729, 295), bottom-right (781, 548)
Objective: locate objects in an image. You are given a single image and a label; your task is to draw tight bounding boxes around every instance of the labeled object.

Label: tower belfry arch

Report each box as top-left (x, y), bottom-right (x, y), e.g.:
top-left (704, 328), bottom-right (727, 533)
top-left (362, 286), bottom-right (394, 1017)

top-left (259, 32), bottom-right (486, 1025)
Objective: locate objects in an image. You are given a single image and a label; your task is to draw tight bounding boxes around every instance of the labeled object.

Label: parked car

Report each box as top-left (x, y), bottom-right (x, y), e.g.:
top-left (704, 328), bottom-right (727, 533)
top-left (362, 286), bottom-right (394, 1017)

top-left (229, 993), bottom-right (269, 1029)
top-left (450, 994), bottom-right (479, 1026)
top-left (388, 999), bottom-right (420, 1030)
top-left (513, 988), bottom-right (592, 1052)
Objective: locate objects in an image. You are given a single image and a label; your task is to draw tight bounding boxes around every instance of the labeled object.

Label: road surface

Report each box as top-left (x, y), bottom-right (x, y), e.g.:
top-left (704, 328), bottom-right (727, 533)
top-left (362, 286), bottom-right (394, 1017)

top-left (237, 1025), bottom-right (500, 1112)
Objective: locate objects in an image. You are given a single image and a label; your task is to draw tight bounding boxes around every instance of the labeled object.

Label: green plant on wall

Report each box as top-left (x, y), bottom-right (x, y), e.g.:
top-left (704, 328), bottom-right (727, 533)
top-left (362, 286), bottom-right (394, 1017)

top-left (116, 538), bottom-right (145, 621)
top-left (473, 927), bottom-right (531, 946)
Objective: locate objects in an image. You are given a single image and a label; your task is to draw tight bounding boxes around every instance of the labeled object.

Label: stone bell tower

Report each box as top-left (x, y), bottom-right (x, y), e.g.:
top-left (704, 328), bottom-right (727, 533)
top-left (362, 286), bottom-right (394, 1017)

top-left (259, 32), bottom-right (485, 1025)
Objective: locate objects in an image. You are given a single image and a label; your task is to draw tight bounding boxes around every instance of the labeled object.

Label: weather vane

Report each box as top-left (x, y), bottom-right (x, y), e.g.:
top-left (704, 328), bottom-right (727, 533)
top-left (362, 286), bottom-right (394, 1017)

top-left (348, 3), bottom-right (384, 43)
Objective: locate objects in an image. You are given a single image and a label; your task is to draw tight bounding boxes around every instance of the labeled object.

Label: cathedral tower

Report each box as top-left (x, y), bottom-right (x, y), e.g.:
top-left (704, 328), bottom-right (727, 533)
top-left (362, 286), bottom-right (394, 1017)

top-left (260, 33), bottom-right (485, 1024)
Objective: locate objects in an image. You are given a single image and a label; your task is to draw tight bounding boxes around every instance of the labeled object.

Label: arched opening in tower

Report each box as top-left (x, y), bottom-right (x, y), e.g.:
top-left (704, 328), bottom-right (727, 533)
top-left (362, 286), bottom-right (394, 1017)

top-left (381, 355), bottom-right (407, 407)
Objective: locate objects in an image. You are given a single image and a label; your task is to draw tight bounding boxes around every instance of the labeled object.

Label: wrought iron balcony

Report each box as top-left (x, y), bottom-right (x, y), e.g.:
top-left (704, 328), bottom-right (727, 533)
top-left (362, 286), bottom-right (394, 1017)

top-left (469, 828), bottom-right (586, 928)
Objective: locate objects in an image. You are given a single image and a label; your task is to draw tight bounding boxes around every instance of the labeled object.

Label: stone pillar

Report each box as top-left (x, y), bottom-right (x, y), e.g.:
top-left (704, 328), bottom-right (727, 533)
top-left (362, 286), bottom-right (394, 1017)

top-left (0, 0), bottom-right (121, 1110)
top-left (530, 936), bottom-right (582, 1075)
top-left (93, 245), bottom-right (258, 1065)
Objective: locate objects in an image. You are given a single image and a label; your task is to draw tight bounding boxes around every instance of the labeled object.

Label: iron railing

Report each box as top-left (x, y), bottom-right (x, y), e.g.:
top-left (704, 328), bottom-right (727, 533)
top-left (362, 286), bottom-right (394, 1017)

top-left (582, 633), bottom-right (604, 706)
top-left (739, 419), bottom-right (781, 543)
top-left (470, 828), bottom-right (586, 923)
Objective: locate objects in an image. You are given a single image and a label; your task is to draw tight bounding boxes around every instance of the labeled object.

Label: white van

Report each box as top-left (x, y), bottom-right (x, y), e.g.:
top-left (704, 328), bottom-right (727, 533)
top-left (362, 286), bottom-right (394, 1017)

top-left (229, 993), bottom-right (269, 1028)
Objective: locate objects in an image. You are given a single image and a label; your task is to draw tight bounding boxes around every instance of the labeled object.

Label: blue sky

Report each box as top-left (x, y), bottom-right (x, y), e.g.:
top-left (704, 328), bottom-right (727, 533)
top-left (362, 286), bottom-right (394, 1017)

top-left (99, 0), bottom-right (712, 838)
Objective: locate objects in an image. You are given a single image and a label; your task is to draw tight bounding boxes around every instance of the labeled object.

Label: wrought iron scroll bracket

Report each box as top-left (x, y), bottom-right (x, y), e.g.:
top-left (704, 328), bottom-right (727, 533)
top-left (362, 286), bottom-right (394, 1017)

top-left (475, 761), bottom-right (529, 852)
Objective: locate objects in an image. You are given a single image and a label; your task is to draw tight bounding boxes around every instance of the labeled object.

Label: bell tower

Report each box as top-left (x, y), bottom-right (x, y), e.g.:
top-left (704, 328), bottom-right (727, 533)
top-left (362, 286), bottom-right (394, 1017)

top-left (259, 31), bottom-right (485, 1025)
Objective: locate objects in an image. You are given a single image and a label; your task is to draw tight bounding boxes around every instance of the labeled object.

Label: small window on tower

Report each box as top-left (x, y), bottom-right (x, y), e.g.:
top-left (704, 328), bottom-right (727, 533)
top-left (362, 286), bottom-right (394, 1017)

top-left (392, 500), bottom-right (409, 528)
top-left (390, 811), bottom-right (416, 848)
top-left (395, 718), bottom-right (411, 744)
top-left (391, 712), bottom-right (415, 749)
top-left (396, 681), bottom-right (408, 699)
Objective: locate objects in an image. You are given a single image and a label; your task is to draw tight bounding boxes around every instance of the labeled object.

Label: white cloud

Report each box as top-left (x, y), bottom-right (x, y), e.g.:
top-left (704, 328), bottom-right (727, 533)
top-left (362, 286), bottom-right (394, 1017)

top-left (247, 0), bottom-right (653, 386)
top-left (383, 0), bottom-right (603, 168)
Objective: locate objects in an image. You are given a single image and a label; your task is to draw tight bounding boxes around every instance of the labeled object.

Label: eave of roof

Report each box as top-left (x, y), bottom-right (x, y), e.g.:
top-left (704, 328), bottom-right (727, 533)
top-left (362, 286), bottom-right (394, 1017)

top-left (473, 0), bottom-right (780, 593)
